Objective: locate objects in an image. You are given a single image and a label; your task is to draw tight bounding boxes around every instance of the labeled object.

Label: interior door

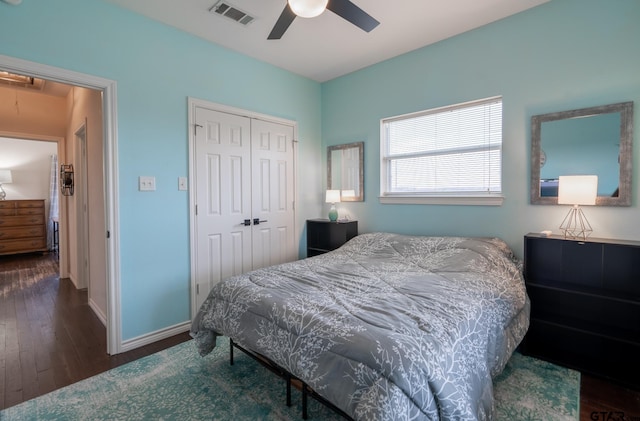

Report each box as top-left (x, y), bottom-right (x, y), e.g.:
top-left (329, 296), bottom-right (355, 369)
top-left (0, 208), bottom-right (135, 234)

top-left (194, 108), bottom-right (253, 311)
top-left (250, 119), bottom-right (296, 268)
top-left (192, 106), bottom-right (297, 312)
top-left (75, 123), bottom-right (90, 290)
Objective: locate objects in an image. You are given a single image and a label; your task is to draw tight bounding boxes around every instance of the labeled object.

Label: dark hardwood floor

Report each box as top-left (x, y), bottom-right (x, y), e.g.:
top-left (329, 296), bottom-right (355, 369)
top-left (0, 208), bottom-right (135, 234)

top-left (1, 253), bottom-right (639, 420)
top-left (0, 252), bottom-right (191, 410)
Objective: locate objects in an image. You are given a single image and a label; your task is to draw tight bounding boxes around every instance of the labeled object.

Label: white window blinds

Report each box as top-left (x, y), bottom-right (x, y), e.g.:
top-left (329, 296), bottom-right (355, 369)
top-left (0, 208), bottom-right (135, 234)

top-left (381, 97), bottom-right (502, 197)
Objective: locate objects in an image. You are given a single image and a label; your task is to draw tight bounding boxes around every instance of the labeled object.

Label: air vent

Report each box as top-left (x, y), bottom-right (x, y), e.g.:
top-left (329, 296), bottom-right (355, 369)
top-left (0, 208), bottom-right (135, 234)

top-left (210, 1), bottom-right (254, 26)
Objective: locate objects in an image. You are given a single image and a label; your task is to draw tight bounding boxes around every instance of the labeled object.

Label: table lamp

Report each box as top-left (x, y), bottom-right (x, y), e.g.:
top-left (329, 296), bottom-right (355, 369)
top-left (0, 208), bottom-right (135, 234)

top-left (325, 189), bottom-right (340, 222)
top-left (0, 169), bottom-right (13, 200)
top-left (558, 175), bottom-right (598, 240)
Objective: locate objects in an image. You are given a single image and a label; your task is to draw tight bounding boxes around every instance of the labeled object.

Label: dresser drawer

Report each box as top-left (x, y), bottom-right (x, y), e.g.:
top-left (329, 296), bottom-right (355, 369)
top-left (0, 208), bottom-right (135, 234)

top-left (0, 208), bottom-right (16, 216)
top-left (527, 284), bottom-right (640, 341)
top-left (523, 321), bottom-right (640, 387)
top-left (0, 200), bottom-right (44, 215)
top-left (16, 207), bottom-right (45, 216)
top-left (0, 238), bottom-right (47, 254)
top-left (0, 214), bottom-right (45, 228)
top-left (0, 225), bottom-right (46, 240)
top-left (15, 200), bottom-right (45, 209)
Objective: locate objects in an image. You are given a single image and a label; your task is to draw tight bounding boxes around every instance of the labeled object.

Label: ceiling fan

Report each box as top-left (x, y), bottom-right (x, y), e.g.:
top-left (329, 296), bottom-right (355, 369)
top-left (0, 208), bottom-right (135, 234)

top-left (268, 0), bottom-right (379, 40)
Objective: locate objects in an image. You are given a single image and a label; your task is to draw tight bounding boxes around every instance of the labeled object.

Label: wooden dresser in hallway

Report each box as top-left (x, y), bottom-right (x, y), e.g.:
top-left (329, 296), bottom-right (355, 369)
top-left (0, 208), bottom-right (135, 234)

top-left (0, 200), bottom-right (47, 256)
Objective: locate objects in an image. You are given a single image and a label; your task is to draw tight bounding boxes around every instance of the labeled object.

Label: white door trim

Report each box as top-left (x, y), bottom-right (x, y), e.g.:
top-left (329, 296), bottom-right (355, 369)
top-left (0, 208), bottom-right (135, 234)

top-left (187, 97), bottom-right (299, 319)
top-left (0, 54), bottom-right (122, 355)
top-left (74, 122), bottom-right (90, 290)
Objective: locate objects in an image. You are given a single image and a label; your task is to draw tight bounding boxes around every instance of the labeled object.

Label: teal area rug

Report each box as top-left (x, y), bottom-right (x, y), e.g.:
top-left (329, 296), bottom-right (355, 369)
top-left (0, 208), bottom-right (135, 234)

top-left (1, 339), bottom-right (579, 420)
top-left (493, 352), bottom-right (580, 421)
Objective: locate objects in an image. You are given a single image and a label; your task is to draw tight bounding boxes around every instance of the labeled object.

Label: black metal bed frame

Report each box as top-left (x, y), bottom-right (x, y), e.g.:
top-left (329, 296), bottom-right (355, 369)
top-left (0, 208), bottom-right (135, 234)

top-left (229, 339), bottom-right (354, 420)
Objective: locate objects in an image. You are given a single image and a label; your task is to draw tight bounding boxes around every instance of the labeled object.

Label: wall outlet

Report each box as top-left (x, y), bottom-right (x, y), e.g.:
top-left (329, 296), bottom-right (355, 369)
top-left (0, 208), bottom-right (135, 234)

top-left (178, 177), bottom-right (188, 191)
top-left (139, 176), bottom-right (156, 191)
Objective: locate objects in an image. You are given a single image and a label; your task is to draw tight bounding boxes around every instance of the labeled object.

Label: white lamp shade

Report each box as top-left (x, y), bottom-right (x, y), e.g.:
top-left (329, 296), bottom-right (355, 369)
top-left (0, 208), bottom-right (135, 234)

top-left (0, 169), bottom-right (12, 184)
top-left (325, 189), bottom-right (341, 203)
top-left (288, 0), bottom-right (328, 18)
top-left (558, 175), bottom-right (598, 205)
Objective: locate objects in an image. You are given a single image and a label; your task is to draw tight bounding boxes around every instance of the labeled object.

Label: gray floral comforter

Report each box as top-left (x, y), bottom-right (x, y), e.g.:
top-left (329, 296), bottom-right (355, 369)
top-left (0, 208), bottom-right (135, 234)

top-left (191, 233), bottom-right (530, 420)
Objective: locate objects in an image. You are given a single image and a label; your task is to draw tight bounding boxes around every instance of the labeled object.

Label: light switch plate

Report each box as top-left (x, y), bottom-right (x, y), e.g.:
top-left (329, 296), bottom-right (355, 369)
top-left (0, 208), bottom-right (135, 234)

top-left (139, 176), bottom-right (156, 191)
top-left (178, 177), bottom-right (188, 191)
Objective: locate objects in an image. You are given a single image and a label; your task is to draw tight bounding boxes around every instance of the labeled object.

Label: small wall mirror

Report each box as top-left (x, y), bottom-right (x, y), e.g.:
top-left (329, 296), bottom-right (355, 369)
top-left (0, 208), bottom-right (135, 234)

top-left (327, 141), bottom-right (364, 202)
top-left (60, 164), bottom-right (74, 196)
top-left (530, 101), bottom-right (633, 206)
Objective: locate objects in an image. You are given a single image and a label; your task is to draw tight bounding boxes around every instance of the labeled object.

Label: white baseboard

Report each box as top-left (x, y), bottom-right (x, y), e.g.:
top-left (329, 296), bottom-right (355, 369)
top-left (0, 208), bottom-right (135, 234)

top-left (120, 321), bottom-right (191, 353)
top-left (88, 298), bottom-right (107, 326)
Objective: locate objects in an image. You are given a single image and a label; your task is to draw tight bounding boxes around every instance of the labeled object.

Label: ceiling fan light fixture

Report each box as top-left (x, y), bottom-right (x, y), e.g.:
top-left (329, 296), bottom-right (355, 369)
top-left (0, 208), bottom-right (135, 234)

top-left (287, 0), bottom-right (328, 18)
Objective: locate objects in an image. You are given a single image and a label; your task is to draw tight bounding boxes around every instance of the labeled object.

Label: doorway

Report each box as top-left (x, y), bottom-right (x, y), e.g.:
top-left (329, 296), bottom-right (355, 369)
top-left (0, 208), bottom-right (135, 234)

top-left (0, 53), bottom-right (121, 355)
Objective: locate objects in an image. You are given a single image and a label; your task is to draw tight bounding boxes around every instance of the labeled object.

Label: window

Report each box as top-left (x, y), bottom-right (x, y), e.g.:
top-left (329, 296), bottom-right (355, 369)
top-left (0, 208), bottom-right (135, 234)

top-left (380, 96), bottom-right (503, 205)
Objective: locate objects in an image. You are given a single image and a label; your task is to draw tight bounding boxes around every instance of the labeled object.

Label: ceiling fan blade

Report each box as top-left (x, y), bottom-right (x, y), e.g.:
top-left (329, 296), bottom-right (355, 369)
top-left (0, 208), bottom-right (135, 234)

top-left (326, 0), bottom-right (379, 33)
top-left (268, 4), bottom-right (297, 40)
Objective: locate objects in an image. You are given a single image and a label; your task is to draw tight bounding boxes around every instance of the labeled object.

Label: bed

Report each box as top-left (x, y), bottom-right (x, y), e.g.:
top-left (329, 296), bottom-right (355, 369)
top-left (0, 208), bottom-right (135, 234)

top-left (190, 232), bottom-right (530, 420)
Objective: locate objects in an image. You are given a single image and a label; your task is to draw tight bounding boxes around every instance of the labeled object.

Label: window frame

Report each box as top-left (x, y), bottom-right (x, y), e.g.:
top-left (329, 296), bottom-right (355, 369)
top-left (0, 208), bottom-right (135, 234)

top-left (379, 96), bottom-right (504, 206)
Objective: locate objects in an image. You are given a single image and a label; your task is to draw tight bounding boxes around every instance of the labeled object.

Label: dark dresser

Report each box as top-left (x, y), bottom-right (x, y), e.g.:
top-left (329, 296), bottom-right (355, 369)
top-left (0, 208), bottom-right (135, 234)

top-left (306, 219), bottom-right (357, 257)
top-left (521, 233), bottom-right (640, 389)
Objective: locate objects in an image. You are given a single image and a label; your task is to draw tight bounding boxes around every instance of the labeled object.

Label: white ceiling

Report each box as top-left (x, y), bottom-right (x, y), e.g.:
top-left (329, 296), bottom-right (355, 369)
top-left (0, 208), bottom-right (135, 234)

top-left (106, 0), bottom-right (549, 82)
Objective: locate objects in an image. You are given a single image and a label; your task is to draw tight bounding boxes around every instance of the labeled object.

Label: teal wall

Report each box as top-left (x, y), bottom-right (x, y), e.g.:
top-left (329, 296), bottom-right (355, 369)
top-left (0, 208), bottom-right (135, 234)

top-left (0, 0), bottom-right (323, 341)
top-left (321, 0), bottom-right (640, 257)
top-left (2, 0), bottom-right (639, 343)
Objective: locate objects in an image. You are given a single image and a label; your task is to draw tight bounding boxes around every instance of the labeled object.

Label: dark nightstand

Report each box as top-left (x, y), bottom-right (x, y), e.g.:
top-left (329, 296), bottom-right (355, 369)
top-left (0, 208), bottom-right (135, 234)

top-left (520, 233), bottom-right (640, 389)
top-left (306, 219), bottom-right (357, 257)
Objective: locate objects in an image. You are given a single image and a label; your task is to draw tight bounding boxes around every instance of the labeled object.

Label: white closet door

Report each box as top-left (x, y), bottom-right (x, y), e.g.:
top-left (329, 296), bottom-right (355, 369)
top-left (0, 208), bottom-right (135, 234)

top-left (250, 119), bottom-right (296, 268)
top-left (194, 108), bottom-right (253, 311)
top-left (193, 106), bottom-right (296, 312)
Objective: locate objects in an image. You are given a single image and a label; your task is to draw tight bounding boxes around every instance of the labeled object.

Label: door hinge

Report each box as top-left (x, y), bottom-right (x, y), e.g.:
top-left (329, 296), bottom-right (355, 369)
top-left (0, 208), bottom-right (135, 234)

top-left (196, 284), bottom-right (200, 295)
top-left (195, 204), bottom-right (198, 216)
top-left (106, 230), bottom-right (110, 239)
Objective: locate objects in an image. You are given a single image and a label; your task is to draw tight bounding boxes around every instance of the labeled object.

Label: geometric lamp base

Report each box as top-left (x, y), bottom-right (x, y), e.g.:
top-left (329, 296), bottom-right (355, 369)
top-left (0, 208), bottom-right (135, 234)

top-left (560, 205), bottom-right (593, 241)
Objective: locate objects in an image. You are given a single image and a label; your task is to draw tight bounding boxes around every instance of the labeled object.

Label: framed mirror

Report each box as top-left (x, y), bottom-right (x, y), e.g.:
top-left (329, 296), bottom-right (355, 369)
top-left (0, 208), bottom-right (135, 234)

top-left (530, 101), bottom-right (633, 206)
top-left (327, 141), bottom-right (364, 202)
